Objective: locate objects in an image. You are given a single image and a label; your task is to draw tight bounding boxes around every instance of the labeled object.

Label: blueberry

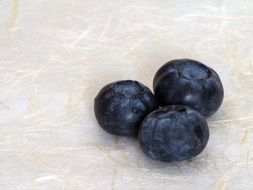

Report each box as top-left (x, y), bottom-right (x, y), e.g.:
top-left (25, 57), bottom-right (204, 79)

top-left (138, 105), bottom-right (209, 162)
top-left (153, 59), bottom-right (224, 117)
top-left (94, 80), bottom-right (159, 136)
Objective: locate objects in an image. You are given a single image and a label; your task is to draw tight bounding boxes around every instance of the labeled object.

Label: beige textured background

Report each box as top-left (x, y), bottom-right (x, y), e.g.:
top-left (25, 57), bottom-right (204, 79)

top-left (0, 0), bottom-right (253, 189)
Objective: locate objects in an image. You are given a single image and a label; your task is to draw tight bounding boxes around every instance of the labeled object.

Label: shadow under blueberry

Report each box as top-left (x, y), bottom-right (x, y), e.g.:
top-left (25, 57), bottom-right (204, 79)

top-left (95, 127), bottom-right (212, 178)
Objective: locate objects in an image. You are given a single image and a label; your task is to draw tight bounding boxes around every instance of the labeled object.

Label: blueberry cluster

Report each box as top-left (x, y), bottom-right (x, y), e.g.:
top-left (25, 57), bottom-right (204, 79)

top-left (94, 59), bottom-right (224, 162)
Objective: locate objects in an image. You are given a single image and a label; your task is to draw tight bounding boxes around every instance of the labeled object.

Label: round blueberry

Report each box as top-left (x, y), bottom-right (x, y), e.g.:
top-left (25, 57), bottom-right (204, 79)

top-left (94, 80), bottom-right (159, 136)
top-left (138, 105), bottom-right (209, 162)
top-left (153, 59), bottom-right (224, 117)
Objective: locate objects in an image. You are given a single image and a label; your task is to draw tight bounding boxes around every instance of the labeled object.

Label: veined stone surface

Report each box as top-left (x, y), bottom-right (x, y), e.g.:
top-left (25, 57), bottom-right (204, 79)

top-left (0, 0), bottom-right (252, 189)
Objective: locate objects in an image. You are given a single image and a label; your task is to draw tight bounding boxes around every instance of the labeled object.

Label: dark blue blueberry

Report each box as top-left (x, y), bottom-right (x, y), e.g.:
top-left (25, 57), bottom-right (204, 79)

top-left (138, 105), bottom-right (209, 162)
top-left (153, 59), bottom-right (224, 117)
top-left (94, 80), bottom-right (159, 136)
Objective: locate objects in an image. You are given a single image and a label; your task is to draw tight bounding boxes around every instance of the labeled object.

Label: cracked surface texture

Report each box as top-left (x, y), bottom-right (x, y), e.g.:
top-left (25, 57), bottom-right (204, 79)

top-left (0, 0), bottom-right (253, 190)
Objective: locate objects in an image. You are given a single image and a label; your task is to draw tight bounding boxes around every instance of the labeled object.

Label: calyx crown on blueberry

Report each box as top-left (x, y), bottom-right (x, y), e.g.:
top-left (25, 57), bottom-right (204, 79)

top-left (153, 58), bottom-right (224, 117)
top-left (94, 80), bottom-right (159, 136)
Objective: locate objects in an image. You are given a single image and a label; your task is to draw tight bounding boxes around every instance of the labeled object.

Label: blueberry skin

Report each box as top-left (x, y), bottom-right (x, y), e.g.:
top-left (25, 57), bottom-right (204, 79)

top-left (138, 105), bottom-right (209, 162)
top-left (153, 59), bottom-right (224, 117)
top-left (94, 80), bottom-right (159, 136)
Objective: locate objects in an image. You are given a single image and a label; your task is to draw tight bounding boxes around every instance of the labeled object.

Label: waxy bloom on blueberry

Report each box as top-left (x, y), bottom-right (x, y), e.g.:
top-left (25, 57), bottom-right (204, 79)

top-left (138, 105), bottom-right (209, 162)
top-left (153, 59), bottom-right (224, 117)
top-left (94, 80), bottom-right (159, 136)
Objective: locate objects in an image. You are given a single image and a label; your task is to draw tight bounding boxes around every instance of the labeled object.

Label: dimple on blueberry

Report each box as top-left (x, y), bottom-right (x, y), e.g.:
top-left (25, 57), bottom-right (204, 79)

top-left (153, 58), bottom-right (224, 117)
top-left (94, 80), bottom-right (159, 136)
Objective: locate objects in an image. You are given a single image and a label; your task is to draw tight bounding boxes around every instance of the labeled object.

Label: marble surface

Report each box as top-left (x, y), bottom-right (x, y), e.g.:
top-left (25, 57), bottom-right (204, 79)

top-left (0, 0), bottom-right (253, 189)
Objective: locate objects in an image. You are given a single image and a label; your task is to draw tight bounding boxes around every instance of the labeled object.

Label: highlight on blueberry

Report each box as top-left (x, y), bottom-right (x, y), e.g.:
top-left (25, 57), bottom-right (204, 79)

top-left (138, 105), bottom-right (209, 162)
top-left (94, 80), bottom-right (159, 136)
top-left (153, 59), bottom-right (224, 117)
